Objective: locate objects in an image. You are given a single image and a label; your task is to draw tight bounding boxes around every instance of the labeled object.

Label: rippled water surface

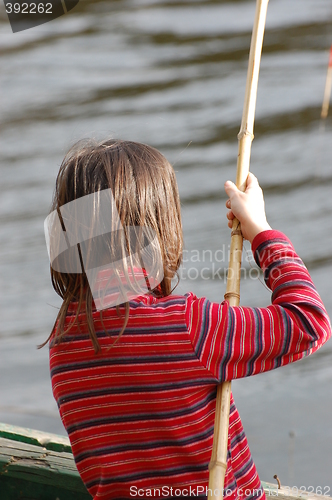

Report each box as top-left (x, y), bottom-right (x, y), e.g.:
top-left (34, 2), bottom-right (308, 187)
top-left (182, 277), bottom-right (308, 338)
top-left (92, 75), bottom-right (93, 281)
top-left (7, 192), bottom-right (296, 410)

top-left (1, 0), bottom-right (332, 489)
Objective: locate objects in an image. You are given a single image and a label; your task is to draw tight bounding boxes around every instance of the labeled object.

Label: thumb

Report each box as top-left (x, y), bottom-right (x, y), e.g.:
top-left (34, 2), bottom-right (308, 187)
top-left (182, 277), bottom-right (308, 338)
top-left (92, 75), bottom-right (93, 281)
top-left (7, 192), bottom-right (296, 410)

top-left (224, 180), bottom-right (238, 198)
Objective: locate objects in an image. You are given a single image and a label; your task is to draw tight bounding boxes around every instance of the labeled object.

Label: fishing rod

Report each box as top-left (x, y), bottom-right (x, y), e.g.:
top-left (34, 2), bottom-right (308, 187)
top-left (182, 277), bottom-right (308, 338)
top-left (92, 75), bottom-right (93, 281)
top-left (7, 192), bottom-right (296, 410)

top-left (207, 1), bottom-right (270, 498)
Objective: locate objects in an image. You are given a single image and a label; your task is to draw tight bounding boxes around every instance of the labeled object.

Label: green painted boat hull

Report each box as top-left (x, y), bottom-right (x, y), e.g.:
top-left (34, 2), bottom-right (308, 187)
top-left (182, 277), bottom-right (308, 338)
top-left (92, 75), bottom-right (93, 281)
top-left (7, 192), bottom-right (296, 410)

top-left (0, 423), bottom-right (91, 499)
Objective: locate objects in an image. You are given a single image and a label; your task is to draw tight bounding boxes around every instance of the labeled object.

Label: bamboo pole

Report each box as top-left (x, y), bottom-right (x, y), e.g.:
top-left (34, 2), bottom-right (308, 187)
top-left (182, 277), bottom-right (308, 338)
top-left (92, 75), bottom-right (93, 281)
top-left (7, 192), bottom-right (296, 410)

top-left (321, 46), bottom-right (332, 120)
top-left (207, 1), bottom-right (269, 498)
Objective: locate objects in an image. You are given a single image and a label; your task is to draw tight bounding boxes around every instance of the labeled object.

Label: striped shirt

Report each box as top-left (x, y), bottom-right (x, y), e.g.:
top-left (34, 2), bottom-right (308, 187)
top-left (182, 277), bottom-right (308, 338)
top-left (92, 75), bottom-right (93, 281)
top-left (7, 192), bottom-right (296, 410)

top-left (50, 230), bottom-right (331, 500)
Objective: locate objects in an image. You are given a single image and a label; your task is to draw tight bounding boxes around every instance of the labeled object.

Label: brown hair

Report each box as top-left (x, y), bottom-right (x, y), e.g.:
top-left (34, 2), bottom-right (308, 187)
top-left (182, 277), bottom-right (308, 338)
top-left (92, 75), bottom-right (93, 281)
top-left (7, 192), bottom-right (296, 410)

top-left (42, 139), bottom-right (183, 353)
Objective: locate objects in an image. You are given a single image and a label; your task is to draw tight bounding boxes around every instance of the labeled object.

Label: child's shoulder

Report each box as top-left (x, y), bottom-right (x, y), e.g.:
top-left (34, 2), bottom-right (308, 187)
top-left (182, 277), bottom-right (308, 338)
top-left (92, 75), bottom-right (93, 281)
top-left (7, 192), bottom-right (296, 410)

top-left (125, 291), bottom-right (209, 322)
top-left (129, 291), bottom-right (198, 309)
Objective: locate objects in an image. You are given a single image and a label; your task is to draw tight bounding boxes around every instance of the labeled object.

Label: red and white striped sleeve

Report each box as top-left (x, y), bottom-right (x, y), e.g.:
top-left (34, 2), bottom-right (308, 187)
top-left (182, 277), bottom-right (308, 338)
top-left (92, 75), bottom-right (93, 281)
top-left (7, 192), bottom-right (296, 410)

top-left (186, 230), bottom-right (332, 381)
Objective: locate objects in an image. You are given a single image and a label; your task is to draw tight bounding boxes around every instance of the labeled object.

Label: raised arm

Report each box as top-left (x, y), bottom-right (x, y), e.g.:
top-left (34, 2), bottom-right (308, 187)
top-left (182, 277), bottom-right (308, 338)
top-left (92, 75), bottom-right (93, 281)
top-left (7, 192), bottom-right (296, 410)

top-left (186, 175), bottom-right (331, 381)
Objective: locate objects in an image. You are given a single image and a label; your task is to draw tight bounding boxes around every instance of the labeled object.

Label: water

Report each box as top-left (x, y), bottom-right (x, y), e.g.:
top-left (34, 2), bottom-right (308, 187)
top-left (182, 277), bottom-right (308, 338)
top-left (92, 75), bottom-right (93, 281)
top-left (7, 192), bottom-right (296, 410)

top-left (1, 0), bottom-right (332, 490)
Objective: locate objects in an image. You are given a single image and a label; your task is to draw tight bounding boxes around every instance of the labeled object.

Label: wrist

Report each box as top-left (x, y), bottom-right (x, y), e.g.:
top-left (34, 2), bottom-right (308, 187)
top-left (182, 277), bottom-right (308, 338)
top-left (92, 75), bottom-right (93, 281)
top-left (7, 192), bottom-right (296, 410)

top-left (247, 222), bottom-right (272, 243)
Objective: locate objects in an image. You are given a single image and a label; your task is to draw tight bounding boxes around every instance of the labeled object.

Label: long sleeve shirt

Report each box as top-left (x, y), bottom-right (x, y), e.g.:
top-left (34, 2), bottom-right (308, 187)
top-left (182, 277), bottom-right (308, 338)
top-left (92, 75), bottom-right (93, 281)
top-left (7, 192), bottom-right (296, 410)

top-left (49, 230), bottom-right (331, 500)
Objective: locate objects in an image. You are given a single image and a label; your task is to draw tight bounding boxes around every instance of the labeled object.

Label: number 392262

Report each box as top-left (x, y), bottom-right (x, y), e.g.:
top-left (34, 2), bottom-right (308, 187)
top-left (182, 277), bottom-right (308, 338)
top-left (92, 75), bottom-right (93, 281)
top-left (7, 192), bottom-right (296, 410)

top-left (5, 3), bottom-right (53, 14)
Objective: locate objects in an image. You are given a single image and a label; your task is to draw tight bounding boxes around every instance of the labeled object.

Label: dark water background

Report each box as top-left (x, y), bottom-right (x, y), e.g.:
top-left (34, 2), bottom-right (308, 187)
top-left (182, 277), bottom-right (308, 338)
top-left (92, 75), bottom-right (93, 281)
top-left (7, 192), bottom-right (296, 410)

top-left (1, 0), bottom-right (332, 490)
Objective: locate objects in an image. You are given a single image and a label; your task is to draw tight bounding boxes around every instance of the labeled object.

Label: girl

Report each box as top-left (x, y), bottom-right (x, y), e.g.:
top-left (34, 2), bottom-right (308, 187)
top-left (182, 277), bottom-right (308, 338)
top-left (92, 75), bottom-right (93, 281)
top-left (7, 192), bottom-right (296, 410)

top-left (45, 138), bottom-right (331, 500)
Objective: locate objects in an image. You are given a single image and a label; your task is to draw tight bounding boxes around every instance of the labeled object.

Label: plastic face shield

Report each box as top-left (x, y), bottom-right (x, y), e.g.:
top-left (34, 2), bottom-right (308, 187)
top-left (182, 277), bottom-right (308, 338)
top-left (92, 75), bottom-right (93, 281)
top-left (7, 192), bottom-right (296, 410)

top-left (44, 189), bottom-right (164, 310)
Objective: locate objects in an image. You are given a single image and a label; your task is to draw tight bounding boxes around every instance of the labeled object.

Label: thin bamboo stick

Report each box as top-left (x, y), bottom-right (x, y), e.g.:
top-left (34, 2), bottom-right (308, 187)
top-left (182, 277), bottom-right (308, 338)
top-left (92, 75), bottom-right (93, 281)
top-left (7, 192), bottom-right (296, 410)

top-left (207, 1), bottom-right (269, 499)
top-left (321, 46), bottom-right (332, 120)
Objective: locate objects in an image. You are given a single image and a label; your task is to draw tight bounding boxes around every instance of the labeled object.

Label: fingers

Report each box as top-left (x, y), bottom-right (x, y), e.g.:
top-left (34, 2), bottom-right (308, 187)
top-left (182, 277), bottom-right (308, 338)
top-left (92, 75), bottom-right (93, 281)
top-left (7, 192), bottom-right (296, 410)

top-left (226, 210), bottom-right (234, 221)
top-left (225, 195), bottom-right (234, 229)
top-left (224, 181), bottom-right (238, 225)
top-left (246, 172), bottom-right (258, 185)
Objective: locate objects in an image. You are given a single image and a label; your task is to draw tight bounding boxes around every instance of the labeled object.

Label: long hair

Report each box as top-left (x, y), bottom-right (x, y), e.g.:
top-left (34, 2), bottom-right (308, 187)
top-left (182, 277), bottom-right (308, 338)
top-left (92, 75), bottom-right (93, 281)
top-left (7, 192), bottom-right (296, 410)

top-left (42, 139), bottom-right (183, 353)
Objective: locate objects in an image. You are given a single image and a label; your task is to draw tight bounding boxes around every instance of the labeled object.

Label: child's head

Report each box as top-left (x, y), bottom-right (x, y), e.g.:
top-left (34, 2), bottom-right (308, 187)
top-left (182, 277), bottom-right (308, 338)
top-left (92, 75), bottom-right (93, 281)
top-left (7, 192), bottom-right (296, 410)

top-left (46, 138), bottom-right (183, 351)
